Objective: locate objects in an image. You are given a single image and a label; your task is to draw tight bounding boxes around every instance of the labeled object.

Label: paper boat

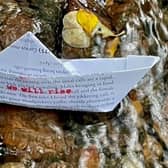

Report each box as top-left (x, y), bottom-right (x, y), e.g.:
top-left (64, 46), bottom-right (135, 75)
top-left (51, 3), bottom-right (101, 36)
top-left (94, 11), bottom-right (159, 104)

top-left (0, 32), bottom-right (159, 112)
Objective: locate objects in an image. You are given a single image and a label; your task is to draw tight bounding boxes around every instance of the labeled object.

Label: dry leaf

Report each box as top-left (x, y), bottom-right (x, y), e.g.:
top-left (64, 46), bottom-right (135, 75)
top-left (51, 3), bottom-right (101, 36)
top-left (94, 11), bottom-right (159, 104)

top-left (63, 11), bottom-right (81, 29)
top-left (77, 9), bottom-right (124, 38)
top-left (77, 9), bottom-right (99, 36)
top-left (62, 11), bottom-right (90, 48)
top-left (62, 28), bottom-right (90, 48)
top-left (62, 9), bottom-right (124, 48)
top-left (105, 37), bottom-right (120, 57)
top-left (95, 22), bottom-right (116, 38)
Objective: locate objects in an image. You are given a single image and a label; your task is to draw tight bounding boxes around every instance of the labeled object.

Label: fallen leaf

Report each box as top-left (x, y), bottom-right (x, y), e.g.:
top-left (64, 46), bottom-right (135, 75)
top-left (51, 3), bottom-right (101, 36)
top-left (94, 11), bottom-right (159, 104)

top-left (63, 11), bottom-right (81, 29)
top-left (63, 9), bottom-right (124, 48)
top-left (96, 22), bottom-right (115, 38)
top-left (105, 37), bottom-right (120, 57)
top-left (62, 11), bottom-right (91, 48)
top-left (62, 28), bottom-right (90, 48)
top-left (77, 9), bottom-right (99, 36)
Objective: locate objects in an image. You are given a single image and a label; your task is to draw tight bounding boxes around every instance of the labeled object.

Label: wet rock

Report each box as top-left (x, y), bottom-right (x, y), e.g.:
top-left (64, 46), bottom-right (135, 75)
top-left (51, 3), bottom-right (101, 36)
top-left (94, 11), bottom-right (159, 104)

top-left (163, 9), bottom-right (168, 28)
top-left (27, 0), bottom-right (66, 55)
top-left (36, 160), bottom-right (73, 168)
top-left (143, 134), bottom-right (163, 165)
top-left (105, 0), bottom-right (139, 32)
top-left (0, 0), bottom-right (20, 25)
top-left (0, 0), bottom-right (168, 167)
top-left (0, 162), bottom-right (25, 168)
top-left (0, 13), bottom-right (33, 49)
top-left (67, 0), bottom-right (108, 20)
top-left (0, 105), bottom-right (67, 160)
top-left (79, 146), bottom-right (100, 168)
top-left (0, 0), bottom-right (66, 55)
top-left (120, 153), bottom-right (144, 168)
top-left (152, 96), bottom-right (168, 147)
top-left (47, 161), bottom-right (73, 168)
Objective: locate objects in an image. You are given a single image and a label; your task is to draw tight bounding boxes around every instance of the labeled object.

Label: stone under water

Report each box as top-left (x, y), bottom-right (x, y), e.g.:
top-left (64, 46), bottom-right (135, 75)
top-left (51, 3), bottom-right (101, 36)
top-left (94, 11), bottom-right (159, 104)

top-left (0, 0), bottom-right (168, 167)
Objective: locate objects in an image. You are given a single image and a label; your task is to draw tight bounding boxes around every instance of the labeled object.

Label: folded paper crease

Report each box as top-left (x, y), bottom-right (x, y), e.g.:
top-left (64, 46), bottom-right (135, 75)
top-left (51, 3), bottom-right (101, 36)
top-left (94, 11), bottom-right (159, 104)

top-left (0, 32), bottom-right (160, 112)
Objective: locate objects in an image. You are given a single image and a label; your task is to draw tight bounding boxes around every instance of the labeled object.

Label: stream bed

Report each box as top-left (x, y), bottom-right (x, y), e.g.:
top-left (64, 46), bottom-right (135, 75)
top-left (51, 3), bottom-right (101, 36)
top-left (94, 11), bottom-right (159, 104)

top-left (0, 0), bottom-right (168, 167)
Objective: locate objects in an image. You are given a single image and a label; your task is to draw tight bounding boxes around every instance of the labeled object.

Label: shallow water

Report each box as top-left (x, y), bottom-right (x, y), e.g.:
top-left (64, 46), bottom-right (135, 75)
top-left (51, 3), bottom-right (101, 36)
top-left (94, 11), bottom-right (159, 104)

top-left (70, 0), bottom-right (168, 167)
top-left (0, 0), bottom-right (168, 167)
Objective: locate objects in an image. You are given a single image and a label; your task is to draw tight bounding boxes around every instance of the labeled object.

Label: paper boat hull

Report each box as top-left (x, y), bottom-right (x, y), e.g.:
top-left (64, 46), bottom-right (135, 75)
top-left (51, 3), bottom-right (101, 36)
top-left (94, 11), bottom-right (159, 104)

top-left (0, 67), bottom-right (151, 112)
top-left (0, 32), bottom-right (160, 112)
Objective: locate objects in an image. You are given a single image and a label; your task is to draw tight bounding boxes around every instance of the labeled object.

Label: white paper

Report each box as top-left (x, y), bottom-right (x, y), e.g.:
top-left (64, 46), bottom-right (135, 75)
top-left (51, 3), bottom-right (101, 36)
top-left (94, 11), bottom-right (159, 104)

top-left (0, 32), bottom-right (160, 112)
top-left (0, 32), bottom-right (70, 77)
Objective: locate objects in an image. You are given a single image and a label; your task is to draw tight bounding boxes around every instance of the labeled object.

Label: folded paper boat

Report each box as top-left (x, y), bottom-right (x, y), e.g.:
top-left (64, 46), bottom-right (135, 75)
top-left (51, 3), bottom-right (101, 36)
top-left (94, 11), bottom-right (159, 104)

top-left (0, 32), bottom-right (159, 112)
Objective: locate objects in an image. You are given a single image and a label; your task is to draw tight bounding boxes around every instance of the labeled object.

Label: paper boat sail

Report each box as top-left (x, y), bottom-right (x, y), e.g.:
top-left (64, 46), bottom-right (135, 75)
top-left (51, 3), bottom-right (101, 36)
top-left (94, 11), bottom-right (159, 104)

top-left (0, 32), bottom-right (159, 112)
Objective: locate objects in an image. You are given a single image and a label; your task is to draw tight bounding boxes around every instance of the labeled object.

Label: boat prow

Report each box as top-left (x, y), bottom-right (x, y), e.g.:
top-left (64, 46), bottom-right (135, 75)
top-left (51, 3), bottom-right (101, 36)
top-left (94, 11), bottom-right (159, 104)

top-left (0, 32), bottom-right (160, 112)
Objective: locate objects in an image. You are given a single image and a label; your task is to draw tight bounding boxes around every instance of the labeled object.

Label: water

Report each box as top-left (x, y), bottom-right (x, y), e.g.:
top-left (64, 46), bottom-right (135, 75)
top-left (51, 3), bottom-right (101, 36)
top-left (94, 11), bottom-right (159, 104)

top-left (75, 0), bottom-right (168, 167)
top-left (0, 0), bottom-right (168, 167)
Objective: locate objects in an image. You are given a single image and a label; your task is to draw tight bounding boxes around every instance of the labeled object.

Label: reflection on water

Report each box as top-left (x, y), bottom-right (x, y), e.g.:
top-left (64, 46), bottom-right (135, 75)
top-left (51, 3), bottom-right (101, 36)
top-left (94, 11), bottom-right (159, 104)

top-left (77, 0), bottom-right (168, 167)
top-left (0, 0), bottom-right (168, 167)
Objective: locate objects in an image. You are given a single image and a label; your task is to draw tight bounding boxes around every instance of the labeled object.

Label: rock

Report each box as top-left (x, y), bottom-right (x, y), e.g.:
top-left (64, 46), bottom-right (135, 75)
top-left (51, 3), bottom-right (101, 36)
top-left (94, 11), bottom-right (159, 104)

top-left (79, 146), bottom-right (100, 168)
top-left (0, 13), bottom-right (33, 49)
top-left (143, 134), bottom-right (163, 164)
top-left (27, 0), bottom-right (65, 55)
top-left (152, 96), bottom-right (168, 148)
top-left (120, 154), bottom-right (144, 168)
top-left (67, 0), bottom-right (108, 20)
top-left (0, 0), bottom-right (20, 25)
top-left (47, 161), bottom-right (73, 168)
top-left (0, 0), bottom-right (168, 167)
top-left (0, 162), bottom-right (25, 168)
top-left (0, 0), bottom-right (66, 55)
top-left (0, 105), bottom-right (67, 160)
top-left (163, 9), bottom-right (168, 27)
top-left (105, 0), bottom-right (139, 32)
top-left (35, 160), bottom-right (73, 168)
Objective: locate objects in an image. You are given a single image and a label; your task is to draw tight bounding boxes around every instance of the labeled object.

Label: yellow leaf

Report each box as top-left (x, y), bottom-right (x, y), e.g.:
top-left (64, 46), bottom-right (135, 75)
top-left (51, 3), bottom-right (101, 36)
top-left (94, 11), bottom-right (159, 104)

top-left (77, 9), bottom-right (99, 36)
top-left (96, 23), bottom-right (115, 38)
top-left (96, 23), bottom-right (125, 38)
top-left (62, 11), bottom-right (91, 48)
top-left (105, 37), bottom-right (120, 57)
